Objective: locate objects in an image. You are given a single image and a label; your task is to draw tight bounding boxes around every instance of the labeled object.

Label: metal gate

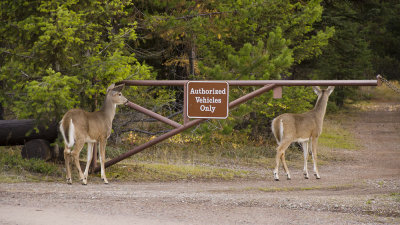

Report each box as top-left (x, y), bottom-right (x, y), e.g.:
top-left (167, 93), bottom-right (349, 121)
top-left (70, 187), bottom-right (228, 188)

top-left (93, 76), bottom-right (380, 172)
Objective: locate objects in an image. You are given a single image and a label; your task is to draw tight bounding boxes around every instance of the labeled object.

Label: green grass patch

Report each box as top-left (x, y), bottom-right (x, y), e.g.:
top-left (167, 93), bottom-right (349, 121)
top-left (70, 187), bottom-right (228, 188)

top-left (105, 162), bottom-right (251, 182)
top-left (0, 147), bottom-right (62, 183)
top-left (0, 147), bottom-right (60, 175)
top-left (319, 119), bottom-right (359, 150)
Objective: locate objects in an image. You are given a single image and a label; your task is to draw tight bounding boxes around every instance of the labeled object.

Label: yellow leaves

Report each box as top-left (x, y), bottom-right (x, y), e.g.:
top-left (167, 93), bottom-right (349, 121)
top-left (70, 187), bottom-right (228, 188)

top-left (217, 33), bottom-right (222, 39)
top-left (232, 143), bottom-right (239, 149)
top-left (168, 134), bottom-right (202, 144)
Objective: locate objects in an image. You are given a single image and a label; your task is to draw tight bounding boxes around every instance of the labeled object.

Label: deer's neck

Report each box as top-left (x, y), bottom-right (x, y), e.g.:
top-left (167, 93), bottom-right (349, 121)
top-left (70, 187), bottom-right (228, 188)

top-left (99, 95), bottom-right (116, 125)
top-left (312, 94), bottom-right (329, 124)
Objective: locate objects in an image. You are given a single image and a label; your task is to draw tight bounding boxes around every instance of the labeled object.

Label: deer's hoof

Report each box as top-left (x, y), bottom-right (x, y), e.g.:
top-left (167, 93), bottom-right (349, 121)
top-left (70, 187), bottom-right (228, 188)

top-left (314, 174), bottom-right (321, 179)
top-left (81, 178), bottom-right (87, 185)
top-left (66, 178), bottom-right (72, 185)
top-left (102, 178), bottom-right (109, 184)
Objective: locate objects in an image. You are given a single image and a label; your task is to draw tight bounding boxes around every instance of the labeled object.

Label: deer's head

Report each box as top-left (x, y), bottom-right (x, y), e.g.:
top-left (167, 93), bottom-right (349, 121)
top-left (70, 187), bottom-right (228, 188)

top-left (106, 84), bottom-right (128, 105)
top-left (313, 86), bottom-right (334, 97)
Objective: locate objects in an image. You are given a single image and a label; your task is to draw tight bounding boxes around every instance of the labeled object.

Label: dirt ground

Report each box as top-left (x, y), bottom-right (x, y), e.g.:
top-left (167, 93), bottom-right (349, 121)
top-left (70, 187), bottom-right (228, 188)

top-left (1, 101), bottom-right (399, 225)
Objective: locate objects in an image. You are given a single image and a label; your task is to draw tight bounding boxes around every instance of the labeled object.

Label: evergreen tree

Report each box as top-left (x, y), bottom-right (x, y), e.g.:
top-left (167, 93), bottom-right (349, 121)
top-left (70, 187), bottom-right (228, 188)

top-left (0, 0), bottom-right (153, 122)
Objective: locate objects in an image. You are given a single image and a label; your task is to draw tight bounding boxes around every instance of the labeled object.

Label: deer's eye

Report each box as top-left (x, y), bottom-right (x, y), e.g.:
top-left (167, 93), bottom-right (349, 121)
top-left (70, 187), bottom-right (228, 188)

top-left (118, 93), bottom-right (122, 96)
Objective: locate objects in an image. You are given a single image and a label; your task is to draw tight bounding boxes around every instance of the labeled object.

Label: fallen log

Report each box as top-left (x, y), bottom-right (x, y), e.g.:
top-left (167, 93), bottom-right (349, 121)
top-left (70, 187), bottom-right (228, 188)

top-left (0, 119), bottom-right (58, 146)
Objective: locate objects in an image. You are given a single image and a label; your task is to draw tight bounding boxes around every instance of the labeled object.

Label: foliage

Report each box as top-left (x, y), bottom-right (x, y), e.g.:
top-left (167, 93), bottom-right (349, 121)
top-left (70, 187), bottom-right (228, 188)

top-left (0, 0), bottom-right (155, 124)
top-left (130, 0), bottom-right (334, 137)
top-left (1, 0), bottom-right (399, 140)
top-left (309, 0), bottom-right (374, 106)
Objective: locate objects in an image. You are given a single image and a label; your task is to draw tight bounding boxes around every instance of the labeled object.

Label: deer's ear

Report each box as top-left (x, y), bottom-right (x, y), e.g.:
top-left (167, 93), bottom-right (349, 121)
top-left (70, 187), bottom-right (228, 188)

top-left (107, 84), bottom-right (116, 93)
top-left (313, 86), bottom-right (322, 95)
top-left (327, 86), bottom-right (335, 95)
top-left (112, 84), bottom-right (125, 92)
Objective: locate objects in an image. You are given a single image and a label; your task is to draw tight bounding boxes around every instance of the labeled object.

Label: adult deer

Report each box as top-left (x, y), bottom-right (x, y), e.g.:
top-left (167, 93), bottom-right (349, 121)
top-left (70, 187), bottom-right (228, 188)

top-left (271, 86), bottom-right (334, 181)
top-left (59, 84), bottom-right (127, 185)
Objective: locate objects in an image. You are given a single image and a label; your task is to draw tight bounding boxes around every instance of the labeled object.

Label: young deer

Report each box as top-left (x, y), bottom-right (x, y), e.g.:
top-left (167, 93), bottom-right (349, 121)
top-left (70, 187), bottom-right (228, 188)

top-left (59, 84), bottom-right (128, 185)
top-left (271, 86), bottom-right (334, 181)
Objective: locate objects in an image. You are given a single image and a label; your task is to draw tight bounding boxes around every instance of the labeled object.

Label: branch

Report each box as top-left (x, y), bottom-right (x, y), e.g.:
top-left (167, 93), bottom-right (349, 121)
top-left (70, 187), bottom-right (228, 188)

top-left (1, 50), bottom-right (34, 59)
top-left (120, 128), bottom-right (172, 136)
top-left (175, 11), bottom-right (235, 20)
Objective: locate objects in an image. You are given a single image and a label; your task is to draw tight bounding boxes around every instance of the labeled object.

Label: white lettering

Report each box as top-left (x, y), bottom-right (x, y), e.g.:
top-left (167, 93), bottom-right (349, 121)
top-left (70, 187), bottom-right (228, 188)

top-left (189, 88), bottom-right (226, 95)
top-left (199, 105), bottom-right (216, 113)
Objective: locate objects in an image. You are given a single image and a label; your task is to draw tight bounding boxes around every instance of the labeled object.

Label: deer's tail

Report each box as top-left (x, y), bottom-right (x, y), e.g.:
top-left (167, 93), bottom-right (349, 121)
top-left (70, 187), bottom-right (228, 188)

top-left (60, 119), bottom-right (75, 149)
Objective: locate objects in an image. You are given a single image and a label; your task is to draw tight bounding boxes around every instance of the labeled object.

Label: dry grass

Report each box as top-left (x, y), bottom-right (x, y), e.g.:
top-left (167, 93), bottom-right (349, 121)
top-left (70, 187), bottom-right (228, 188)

top-left (358, 80), bottom-right (400, 102)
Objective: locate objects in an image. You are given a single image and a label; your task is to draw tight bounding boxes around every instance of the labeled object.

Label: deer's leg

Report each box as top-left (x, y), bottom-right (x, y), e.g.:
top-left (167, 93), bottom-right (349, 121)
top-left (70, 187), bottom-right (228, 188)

top-left (64, 147), bottom-right (72, 184)
top-left (98, 140), bottom-right (108, 184)
top-left (301, 141), bottom-right (310, 179)
top-left (280, 151), bottom-right (291, 180)
top-left (71, 140), bottom-right (86, 184)
top-left (311, 137), bottom-right (320, 179)
top-left (83, 142), bottom-right (94, 185)
top-left (274, 141), bottom-right (291, 181)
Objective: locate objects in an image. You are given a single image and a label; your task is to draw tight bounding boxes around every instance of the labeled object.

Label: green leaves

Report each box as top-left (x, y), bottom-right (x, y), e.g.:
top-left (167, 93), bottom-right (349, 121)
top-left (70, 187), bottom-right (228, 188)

top-left (0, 0), bottom-right (154, 122)
top-left (13, 69), bottom-right (80, 121)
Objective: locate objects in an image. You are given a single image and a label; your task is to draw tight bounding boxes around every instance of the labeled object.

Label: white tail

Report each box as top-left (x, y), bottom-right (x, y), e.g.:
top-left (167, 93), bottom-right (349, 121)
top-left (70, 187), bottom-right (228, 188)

top-left (59, 83), bottom-right (128, 185)
top-left (271, 86), bottom-right (334, 181)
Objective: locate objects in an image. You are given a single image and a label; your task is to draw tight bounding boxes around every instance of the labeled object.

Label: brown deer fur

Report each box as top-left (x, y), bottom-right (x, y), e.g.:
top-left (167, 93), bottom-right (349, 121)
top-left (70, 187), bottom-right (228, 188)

top-left (59, 84), bottom-right (127, 185)
top-left (271, 86), bottom-right (334, 181)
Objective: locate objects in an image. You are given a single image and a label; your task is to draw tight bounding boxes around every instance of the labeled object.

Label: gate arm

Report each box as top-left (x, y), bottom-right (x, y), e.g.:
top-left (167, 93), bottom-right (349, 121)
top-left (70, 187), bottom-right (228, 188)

top-left (125, 101), bottom-right (182, 128)
top-left (94, 84), bottom-right (277, 172)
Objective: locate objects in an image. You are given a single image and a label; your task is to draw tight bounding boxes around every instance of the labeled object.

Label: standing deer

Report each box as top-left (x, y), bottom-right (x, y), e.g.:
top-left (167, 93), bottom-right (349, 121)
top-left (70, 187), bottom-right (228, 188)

top-left (59, 84), bottom-right (127, 185)
top-left (271, 86), bottom-right (334, 181)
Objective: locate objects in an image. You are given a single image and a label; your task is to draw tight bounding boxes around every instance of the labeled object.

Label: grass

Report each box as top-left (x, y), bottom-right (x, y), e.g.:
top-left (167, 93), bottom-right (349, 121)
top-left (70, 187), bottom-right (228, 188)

top-left (0, 146), bottom-right (62, 183)
top-left (359, 80), bottom-right (400, 102)
top-left (319, 119), bottom-right (359, 151)
top-left (105, 162), bottom-right (251, 182)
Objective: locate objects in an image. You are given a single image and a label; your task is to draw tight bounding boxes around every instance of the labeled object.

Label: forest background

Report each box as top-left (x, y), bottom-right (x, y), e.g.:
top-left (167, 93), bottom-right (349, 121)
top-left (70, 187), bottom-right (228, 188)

top-left (1, 0), bottom-right (399, 142)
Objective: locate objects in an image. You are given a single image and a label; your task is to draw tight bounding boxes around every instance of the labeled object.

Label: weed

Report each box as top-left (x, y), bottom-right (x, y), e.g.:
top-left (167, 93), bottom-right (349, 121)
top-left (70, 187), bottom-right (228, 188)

top-left (0, 147), bottom-right (61, 179)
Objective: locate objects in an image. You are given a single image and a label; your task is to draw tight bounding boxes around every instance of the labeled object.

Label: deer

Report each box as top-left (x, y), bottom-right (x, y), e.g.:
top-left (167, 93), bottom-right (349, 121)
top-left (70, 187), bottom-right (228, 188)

top-left (59, 83), bottom-right (128, 185)
top-left (271, 86), bottom-right (334, 181)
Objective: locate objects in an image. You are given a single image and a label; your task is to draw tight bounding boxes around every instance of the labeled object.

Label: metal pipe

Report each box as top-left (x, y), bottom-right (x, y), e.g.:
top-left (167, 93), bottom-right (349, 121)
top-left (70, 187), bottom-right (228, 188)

top-left (183, 81), bottom-right (189, 125)
top-left (119, 79), bottom-right (378, 87)
top-left (125, 101), bottom-right (182, 128)
top-left (227, 80), bottom-right (378, 86)
top-left (118, 80), bottom-right (189, 86)
top-left (94, 118), bottom-right (206, 172)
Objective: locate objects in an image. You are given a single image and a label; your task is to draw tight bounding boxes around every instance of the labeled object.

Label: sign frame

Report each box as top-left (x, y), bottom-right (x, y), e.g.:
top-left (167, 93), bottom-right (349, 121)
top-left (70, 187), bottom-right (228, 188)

top-left (186, 81), bottom-right (229, 119)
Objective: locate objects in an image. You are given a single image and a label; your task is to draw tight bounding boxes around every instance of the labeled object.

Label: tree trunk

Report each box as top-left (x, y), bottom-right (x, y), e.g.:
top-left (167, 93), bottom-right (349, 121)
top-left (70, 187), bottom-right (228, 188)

top-left (0, 119), bottom-right (58, 146)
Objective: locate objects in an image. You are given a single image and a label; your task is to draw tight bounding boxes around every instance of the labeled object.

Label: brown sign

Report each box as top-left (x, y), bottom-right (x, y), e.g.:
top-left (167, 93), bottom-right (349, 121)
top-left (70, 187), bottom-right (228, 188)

top-left (187, 81), bottom-right (229, 119)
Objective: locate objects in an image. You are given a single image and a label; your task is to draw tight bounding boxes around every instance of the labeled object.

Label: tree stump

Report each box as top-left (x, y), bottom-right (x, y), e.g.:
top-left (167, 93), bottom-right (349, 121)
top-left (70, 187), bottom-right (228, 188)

top-left (21, 139), bottom-right (52, 161)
